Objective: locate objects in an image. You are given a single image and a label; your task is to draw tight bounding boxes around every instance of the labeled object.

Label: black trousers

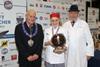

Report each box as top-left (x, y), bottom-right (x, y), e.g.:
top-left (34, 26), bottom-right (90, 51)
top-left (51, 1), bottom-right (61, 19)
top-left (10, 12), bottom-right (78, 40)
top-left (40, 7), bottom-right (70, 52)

top-left (19, 60), bottom-right (42, 67)
top-left (88, 58), bottom-right (100, 67)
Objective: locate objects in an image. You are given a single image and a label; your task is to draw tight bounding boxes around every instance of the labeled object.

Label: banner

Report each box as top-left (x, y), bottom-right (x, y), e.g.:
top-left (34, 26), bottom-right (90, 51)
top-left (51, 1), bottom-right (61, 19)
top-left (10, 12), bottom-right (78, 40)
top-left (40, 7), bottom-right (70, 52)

top-left (0, 0), bottom-right (26, 67)
top-left (88, 7), bottom-right (99, 29)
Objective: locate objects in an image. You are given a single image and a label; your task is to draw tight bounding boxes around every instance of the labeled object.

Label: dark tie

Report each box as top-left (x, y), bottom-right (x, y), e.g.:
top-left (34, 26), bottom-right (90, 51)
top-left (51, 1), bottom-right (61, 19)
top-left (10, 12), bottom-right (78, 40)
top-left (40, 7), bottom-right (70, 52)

top-left (71, 21), bottom-right (75, 27)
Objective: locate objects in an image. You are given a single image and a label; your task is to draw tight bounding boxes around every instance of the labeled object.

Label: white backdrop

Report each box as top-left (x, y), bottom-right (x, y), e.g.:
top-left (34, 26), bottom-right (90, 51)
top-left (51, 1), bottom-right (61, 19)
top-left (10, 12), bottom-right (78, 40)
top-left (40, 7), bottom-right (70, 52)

top-left (27, 0), bottom-right (68, 29)
top-left (27, 0), bottom-right (86, 29)
top-left (0, 0), bottom-right (98, 67)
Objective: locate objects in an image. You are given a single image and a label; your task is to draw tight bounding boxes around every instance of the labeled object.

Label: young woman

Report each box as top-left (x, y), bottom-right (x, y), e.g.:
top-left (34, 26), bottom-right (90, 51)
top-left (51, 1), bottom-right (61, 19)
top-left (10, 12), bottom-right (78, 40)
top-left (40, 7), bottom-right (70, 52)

top-left (43, 12), bottom-right (68, 67)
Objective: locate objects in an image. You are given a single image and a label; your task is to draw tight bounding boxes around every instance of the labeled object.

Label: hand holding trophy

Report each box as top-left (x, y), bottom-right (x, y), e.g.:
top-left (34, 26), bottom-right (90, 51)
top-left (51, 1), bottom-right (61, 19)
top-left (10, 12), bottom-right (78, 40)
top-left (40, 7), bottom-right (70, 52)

top-left (51, 34), bottom-right (67, 54)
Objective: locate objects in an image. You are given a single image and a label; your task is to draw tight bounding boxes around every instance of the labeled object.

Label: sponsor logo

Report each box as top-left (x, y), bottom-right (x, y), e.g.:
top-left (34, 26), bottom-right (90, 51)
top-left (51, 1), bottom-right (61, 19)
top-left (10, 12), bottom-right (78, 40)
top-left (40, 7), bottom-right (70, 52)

top-left (36, 17), bottom-right (38, 20)
top-left (36, 3), bottom-right (38, 7)
top-left (9, 41), bottom-right (15, 44)
top-left (40, 4), bottom-right (43, 7)
top-left (39, 16), bottom-right (43, 20)
top-left (43, 23), bottom-right (48, 26)
top-left (3, 63), bottom-right (12, 67)
top-left (62, 7), bottom-right (65, 10)
top-left (1, 40), bottom-right (8, 47)
top-left (9, 48), bottom-right (17, 51)
top-left (53, 5), bottom-right (56, 9)
top-left (2, 56), bottom-right (5, 61)
top-left (44, 17), bottom-right (48, 20)
top-left (46, 12), bottom-right (50, 14)
top-left (61, 12), bottom-right (67, 15)
top-left (29, 4), bottom-right (34, 7)
top-left (1, 48), bottom-right (8, 55)
top-left (16, 13), bottom-right (24, 24)
top-left (44, 5), bottom-right (52, 8)
top-left (0, 14), bottom-right (11, 24)
top-left (81, 9), bottom-right (84, 11)
top-left (1, 56), bottom-right (11, 62)
top-left (11, 54), bottom-right (17, 60)
top-left (4, 0), bottom-right (13, 10)
top-left (37, 11), bottom-right (44, 13)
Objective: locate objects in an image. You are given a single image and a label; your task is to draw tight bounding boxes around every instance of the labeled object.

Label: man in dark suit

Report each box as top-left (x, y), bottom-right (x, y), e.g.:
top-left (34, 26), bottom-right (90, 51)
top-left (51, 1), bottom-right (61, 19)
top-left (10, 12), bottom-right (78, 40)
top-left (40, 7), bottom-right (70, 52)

top-left (15, 9), bottom-right (44, 67)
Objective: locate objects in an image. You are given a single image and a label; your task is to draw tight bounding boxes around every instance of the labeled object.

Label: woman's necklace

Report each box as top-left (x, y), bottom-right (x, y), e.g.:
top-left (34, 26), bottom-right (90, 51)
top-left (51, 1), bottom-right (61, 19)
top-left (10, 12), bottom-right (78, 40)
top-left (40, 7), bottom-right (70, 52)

top-left (52, 26), bottom-right (60, 36)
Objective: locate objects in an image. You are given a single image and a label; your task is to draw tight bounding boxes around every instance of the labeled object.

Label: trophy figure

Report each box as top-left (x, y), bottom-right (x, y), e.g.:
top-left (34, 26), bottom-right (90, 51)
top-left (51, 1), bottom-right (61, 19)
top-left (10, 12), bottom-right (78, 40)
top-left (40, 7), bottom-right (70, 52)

top-left (16, 13), bottom-right (24, 24)
top-left (51, 34), bottom-right (67, 54)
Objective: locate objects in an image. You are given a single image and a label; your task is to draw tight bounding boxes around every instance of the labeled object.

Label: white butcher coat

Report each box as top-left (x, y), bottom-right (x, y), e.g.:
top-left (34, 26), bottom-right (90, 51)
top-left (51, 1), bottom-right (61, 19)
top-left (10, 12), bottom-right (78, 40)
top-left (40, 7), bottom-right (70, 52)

top-left (63, 18), bottom-right (94, 67)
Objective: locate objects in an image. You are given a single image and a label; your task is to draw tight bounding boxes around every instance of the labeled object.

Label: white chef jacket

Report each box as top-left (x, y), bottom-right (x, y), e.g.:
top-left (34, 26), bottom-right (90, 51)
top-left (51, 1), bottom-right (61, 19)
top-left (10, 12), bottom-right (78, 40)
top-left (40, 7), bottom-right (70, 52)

top-left (43, 26), bottom-right (67, 64)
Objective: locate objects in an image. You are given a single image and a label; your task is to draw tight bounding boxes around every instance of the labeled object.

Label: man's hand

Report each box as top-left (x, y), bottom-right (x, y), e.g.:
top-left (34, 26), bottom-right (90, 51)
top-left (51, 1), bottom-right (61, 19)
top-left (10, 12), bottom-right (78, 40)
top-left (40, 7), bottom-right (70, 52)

top-left (27, 55), bottom-right (34, 61)
top-left (87, 56), bottom-right (91, 60)
top-left (27, 54), bottom-right (39, 61)
top-left (32, 54), bottom-right (39, 61)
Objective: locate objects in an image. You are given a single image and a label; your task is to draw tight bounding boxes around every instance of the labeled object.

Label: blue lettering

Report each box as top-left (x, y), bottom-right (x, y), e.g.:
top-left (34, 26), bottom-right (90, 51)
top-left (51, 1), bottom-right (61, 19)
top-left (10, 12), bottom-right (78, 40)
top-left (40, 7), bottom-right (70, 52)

top-left (0, 20), bottom-right (11, 24)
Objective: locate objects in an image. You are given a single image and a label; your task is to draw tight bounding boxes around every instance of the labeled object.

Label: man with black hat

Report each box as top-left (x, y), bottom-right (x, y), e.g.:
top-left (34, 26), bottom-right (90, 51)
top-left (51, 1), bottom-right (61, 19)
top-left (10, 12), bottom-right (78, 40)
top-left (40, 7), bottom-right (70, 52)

top-left (63, 4), bottom-right (94, 67)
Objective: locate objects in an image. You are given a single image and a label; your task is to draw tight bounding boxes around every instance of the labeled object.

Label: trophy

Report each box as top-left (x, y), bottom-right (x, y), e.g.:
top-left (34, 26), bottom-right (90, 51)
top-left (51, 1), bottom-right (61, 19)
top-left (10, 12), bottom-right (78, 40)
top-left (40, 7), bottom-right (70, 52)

top-left (16, 13), bottom-right (24, 24)
top-left (51, 34), bottom-right (67, 54)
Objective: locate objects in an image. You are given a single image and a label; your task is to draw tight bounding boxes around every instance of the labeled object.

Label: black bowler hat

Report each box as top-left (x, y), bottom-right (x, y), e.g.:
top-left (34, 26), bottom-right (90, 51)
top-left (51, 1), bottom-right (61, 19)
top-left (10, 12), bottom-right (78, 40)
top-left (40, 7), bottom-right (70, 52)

top-left (68, 4), bottom-right (79, 12)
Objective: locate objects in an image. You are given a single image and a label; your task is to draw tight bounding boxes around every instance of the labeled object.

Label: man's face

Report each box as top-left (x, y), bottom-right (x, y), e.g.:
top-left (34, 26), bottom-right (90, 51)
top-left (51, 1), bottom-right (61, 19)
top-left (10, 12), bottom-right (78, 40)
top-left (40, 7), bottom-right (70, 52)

top-left (26, 11), bottom-right (36, 25)
top-left (68, 11), bottom-right (79, 21)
